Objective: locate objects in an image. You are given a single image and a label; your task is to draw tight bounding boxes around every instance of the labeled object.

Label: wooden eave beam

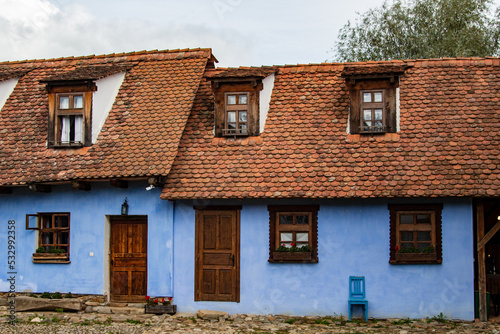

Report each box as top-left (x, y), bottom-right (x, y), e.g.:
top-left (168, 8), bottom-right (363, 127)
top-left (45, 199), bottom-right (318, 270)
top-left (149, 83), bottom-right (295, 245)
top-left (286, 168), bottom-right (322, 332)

top-left (28, 183), bottom-right (52, 193)
top-left (71, 181), bottom-right (91, 191)
top-left (148, 176), bottom-right (167, 187)
top-left (0, 187), bottom-right (13, 194)
top-left (110, 179), bottom-right (128, 189)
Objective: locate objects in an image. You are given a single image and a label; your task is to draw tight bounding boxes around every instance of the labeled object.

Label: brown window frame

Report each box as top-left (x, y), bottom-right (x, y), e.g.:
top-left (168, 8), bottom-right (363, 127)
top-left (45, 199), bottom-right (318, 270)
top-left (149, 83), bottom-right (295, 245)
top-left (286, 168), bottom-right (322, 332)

top-left (47, 83), bottom-right (95, 148)
top-left (347, 78), bottom-right (398, 134)
top-left (268, 205), bottom-right (319, 263)
top-left (388, 204), bottom-right (442, 264)
top-left (223, 92), bottom-right (249, 136)
top-left (26, 212), bottom-right (70, 263)
top-left (360, 89), bottom-right (386, 133)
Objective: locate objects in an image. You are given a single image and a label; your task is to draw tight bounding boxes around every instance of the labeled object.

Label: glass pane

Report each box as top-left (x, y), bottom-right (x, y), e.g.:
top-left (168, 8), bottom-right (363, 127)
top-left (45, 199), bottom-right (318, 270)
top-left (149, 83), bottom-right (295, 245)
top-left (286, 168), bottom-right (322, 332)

top-left (416, 214), bottom-right (431, 224)
top-left (73, 95), bottom-right (83, 108)
top-left (375, 121), bottom-right (383, 127)
top-left (59, 96), bottom-right (69, 109)
top-left (296, 215), bottom-right (309, 224)
top-left (417, 231), bottom-right (431, 242)
top-left (374, 92), bottom-right (383, 102)
top-left (280, 232), bottom-right (293, 242)
top-left (41, 215), bottom-right (52, 229)
top-left (239, 94), bottom-right (247, 104)
top-left (400, 214), bottom-right (414, 224)
top-left (401, 242), bottom-right (413, 249)
top-left (296, 232), bottom-right (308, 242)
top-left (227, 111), bottom-right (236, 123)
top-left (363, 92), bottom-right (371, 103)
top-left (374, 109), bottom-right (383, 120)
top-left (401, 231), bottom-right (414, 242)
top-left (59, 232), bottom-right (69, 244)
top-left (41, 232), bottom-right (53, 245)
top-left (239, 124), bottom-right (247, 130)
top-left (227, 123), bottom-right (236, 129)
top-left (55, 215), bottom-right (69, 228)
top-left (417, 243), bottom-right (431, 251)
top-left (239, 111), bottom-right (247, 122)
top-left (280, 215), bottom-right (293, 224)
top-left (363, 109), bottom-right (372, 120)
top-left (227, 95), bottom-right (236, 105)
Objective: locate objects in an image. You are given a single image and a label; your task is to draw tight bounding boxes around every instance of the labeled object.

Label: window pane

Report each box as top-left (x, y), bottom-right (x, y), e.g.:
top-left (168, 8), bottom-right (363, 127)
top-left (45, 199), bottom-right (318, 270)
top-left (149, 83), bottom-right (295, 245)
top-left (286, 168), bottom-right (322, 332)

top-left (400, 214), bottom-right (414, 224)
top-left (374, 92), bottom-right (383, 102)
top-left (41, 232), bottom-right (53, 245)
top-left (227, 111), bottom-right (236, 123)
top-left (227, 95), bottom-right (236, 105)
top-left (374, 109), bottom-right (383, 120)
top-left (239, 111), bottom-right (247, 122)
top-left (296, 232), bottom-right (308, 242)
top-left (41, 215), bottom-right (52, 229)
top-left (59, 232), bottom-right (69, 244)
top-left (296, 215), bottom-right (309, 224)
top-left (73, 95), bottom-right (83, 109)
top-left (227, 123), bottom-right (236, 129)
top-left (280, 215), bottom-right (293, 224)
top-left (363, 109), bottom-right (372, 120)
top-left (401, 231), bottom-right (414, 242)
top-left (238, 94), bottom-right (247, 104)
top-left (239, 124), bottom-right (247, 130)
top-left (416, 214), bottom-right (431, 224)
top-left (417, 243), bottom-right (431, 251)
top-left (363, 92), bottom-right (371, 103)
top-left (417, 231), bottom-right (431, 242)
top-left (55, 215), bottom-right (69, 228)
top-left (59, 96), bottom-right (69, 109)
top-left (401, 242), bottom-right (414, 249)
top-left (280, 232), bottom-right (293, 242)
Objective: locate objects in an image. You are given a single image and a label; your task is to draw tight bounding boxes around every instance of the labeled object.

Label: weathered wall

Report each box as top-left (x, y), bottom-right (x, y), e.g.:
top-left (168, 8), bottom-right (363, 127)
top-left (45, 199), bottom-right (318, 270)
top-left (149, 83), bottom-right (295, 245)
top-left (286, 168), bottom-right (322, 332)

top-left (173, 198), bottom-right (474, 320)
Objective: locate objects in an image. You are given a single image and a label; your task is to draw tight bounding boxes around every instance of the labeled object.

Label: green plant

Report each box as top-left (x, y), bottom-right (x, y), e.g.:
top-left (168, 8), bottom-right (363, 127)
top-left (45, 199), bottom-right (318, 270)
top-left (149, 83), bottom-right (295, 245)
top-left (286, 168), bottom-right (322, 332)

top-left (39, 292), bottom-right (52, 299)
top-left (79, 319), bottom-right (92, 326)
top-left (315, 318), bottom-right (330, 325)
top-left (398, 246), bottom-right (421, 253)
top-left (55, 308), bottom-right (64, 313)
top-left (64, 292), bottom-right (74, 298)
top-left (35, 246), bottom-right (46, 253)
top-left (423, 246), bottom-right (435, 254)
top-left (428, 312), bottom-right (448, 323)
top-left (126, 319), bottom-right (142, 325)
top-left (275, 244), bottom-right (312, 252)
top-left (29, 293), bottom-right (38, 298)
top-left (51, 316), bottom-right (62, 323)
top-left (52, 292), bottom-right (63, 299)
top-left (285, 318), bottom-right (297, 324)
top-left (391, 318), bottom-right (411, 325)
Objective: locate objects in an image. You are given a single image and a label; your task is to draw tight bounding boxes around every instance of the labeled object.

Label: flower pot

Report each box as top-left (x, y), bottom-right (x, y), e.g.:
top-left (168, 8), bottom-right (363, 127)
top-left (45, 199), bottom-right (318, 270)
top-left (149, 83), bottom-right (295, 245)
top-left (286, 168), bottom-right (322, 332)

top-left (392, 252), bottom-right (441, 264)
top-left (32, 253), bottom-right (69, 263)
top-left (270, 251), bottom-right (316, 263)
top-left (145, 304), bottom-right (176, 315)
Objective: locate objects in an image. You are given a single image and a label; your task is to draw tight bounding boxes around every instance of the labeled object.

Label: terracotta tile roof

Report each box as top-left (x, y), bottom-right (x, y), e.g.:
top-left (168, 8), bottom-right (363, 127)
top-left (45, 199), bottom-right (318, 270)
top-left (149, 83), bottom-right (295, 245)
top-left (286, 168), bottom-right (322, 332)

top-left (341, 63), bottom-right (408, 76)
top-left (41, 64), bottom-right (133, 82)
top-left (208, 67), bottom-right (277, 79)
top-left (0, 48), bottom-right (213, 186)
top-left (161, 58), bottom-right (500, 200)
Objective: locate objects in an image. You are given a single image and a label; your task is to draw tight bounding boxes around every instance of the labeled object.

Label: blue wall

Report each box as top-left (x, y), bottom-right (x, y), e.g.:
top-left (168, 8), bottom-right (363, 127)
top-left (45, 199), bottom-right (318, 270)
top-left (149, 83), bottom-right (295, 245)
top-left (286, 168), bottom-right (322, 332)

top-left (173, 198), bottom-right (474, 320)
top-left (0, 182), bottom-right (173, 297)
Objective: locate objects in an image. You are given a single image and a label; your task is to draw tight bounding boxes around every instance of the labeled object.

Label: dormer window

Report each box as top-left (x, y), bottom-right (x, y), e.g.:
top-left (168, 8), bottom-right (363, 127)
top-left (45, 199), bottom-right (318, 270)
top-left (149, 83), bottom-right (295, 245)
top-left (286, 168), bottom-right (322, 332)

top-left (342, 64), bottom-right (408, 135)
top-left (46, 83), bottom-right (95, 148)
top-left (224, 92), bottom-right (249, 136)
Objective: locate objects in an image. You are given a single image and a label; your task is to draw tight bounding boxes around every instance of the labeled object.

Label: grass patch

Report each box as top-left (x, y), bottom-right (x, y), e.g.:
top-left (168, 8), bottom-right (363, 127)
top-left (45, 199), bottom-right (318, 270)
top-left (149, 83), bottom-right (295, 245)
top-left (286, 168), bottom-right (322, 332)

top-left (391, 318), bottom-right (412, 325)
top-left (427, 313), bottom-right (448, 323)
top-left (126, 319), bottom-right (142, 325)
top-left (315, 318), bottom-right (330, 325)
top-left (285, 318), bottom-right (297, 324)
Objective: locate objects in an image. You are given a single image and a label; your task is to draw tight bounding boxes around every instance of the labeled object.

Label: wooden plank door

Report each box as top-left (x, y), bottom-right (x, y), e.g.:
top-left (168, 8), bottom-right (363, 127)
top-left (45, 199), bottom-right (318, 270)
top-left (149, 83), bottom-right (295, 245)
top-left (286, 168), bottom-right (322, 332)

top-left (110, 217), bottom-right (147, 302)
top-left (195, 209), bottom-right (240, 302)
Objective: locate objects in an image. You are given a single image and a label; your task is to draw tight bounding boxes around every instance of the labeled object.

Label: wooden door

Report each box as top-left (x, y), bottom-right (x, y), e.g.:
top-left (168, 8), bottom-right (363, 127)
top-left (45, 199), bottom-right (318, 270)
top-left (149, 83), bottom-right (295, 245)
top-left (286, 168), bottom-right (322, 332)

top-left (110, 217), bottom-right (147, 302)
top-left (195, 209), bottom-right (240, 302)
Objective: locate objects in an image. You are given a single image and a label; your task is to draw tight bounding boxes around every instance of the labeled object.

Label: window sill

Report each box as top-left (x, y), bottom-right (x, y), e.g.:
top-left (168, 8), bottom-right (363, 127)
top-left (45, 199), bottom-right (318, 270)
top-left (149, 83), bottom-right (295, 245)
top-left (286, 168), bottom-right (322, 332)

top-left (32, 253), bottom-right (70, 264)
top-left (269, 251), bottom-right (318, 263)
top-left (390, 252), bottom-right (441, 265)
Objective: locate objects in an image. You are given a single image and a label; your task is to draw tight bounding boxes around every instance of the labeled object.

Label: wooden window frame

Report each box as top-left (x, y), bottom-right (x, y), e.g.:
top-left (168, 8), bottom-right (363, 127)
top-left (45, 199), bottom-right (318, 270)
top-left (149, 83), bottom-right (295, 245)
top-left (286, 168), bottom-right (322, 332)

top-left (211, 80), bottom-right (261, 137)
top-left (47, 84), bottom-right (95, 148)
top-left (223, 92), bottom-right (249, 136)
top-left (26, 212), bottom-right (70, 263)
top-left (360, 89), bottom-right (386, 133)
top-left (268, 205), bottom-right (319, 263)
top-left (347, 78), bottom-right (398, 134)
top-left (389, 204), bottom-right (442, 264)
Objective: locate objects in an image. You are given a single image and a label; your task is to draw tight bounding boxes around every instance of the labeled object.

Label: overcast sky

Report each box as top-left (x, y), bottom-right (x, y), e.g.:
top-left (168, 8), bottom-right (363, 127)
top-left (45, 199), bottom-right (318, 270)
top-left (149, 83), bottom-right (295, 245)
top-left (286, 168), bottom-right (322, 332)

top-left (1, 0), bottom-right (499, 68)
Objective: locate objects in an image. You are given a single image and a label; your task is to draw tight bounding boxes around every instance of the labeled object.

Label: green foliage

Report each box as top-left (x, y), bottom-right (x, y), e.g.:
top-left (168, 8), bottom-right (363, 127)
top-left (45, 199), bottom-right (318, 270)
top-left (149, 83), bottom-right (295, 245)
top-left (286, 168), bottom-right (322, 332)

top-left (29, 293), bottom-right (38, 298)
top-left (51, 292), bottom-right (63, 299)
top-left (285, 318), bottom-right (297, 324)
top-left (315, 318), bottom-right (330, 325)
top-left (35, 246), bottom-right (45, 253)
top-left (275, 245), bottom-right (312, 252)
top-left (391, 318), bottom-right (412, 325)
top-left (422, 246), bottom-right (435, 254)
top-left (55, 308), bottom-right (64, 313)
top-left (39, 292), bottom-right (52, 299)
top-left (427, 312), bottom-right (448, 323)
top-left (64, 292), bottom-right (74, 298)
top-left (36, 246), bottom-right (65, 254)
top-left (125, 319), bottom-right (142, 325)
top-left (333, 0), bottom-right (500, 61)
top-left (398, 246), bottom-right (421, 253)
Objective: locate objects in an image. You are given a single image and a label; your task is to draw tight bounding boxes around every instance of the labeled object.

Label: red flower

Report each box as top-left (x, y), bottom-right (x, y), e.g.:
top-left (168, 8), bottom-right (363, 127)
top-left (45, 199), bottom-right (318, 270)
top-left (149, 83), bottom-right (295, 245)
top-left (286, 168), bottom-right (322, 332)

top-left (145, 296), bottom-right (150, 301)
top-left (395, 245), bottom-right (400, 252)
top-left (168, 297), bottom-right (173, 301)
top-left (153, 298), bottom-right (158, 304)
top-left (162, 298), bottom-right (165, 303)
top-left (291, 243), bottom-right (295, 247)
top-left (281, 243), bottom-right (285, 247)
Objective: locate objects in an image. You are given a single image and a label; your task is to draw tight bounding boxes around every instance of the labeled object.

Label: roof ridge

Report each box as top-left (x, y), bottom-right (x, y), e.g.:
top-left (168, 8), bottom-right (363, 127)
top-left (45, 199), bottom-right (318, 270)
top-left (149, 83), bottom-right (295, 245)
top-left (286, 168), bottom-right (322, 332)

top-left (0, 48), bottom-right (213, 65)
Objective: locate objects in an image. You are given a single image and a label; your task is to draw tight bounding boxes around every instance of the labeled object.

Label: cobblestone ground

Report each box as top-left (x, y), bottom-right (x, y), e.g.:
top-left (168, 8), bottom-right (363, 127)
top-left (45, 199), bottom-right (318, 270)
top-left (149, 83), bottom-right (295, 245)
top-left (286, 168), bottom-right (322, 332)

top-left (1, 312), bottom-right (500, 334)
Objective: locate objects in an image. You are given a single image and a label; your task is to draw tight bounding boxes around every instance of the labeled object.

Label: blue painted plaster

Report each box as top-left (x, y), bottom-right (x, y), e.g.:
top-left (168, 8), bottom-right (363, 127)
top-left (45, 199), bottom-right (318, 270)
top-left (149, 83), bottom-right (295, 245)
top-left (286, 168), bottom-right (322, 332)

top-left (0, 182), bottom-right (174, 297)
top-left (173, 198), bottom-right (474, 320)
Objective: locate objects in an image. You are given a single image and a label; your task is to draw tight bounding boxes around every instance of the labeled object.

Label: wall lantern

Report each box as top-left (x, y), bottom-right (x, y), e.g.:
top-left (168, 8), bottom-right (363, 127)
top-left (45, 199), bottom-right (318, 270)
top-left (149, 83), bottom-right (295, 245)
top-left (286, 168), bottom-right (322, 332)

top-left (121, 197), bottom-right (129, 215)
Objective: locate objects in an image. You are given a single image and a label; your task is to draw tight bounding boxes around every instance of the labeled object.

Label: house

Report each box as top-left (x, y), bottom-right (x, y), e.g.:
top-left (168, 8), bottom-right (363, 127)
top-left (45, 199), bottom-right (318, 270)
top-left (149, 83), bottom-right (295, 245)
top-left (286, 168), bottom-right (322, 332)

top-left (0, 50), bottom-right (499, 320)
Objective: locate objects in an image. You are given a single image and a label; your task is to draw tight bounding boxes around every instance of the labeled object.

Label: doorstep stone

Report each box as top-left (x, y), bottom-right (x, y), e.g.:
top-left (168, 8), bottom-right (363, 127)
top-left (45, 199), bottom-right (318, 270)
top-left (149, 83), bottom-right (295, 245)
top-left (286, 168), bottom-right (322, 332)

top-left (107, 302), bottom-right (128, 307)
top-left (197, 309), bottom-right (229, 320)
top-left (15, 296), bottom-right (82, 312)
top-left (94, 306), bottom-right (112, 314)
